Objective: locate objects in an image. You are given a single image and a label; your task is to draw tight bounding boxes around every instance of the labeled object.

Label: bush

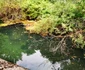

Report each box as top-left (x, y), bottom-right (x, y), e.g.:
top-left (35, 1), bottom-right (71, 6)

top-left (20, 0), bottom-right (53, 20)
top-left (27, 0), bottom-right (76, 34)
top-left (0, 0), bottom-right (26, 21)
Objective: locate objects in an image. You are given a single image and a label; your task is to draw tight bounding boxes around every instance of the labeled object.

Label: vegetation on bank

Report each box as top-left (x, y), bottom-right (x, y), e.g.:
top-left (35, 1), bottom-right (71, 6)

top-left (0, 0), bottom-right (85, 48)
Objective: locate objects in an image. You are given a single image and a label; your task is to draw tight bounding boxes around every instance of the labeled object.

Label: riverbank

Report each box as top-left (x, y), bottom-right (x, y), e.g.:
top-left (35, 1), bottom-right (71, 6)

top-left (0, 20), bottom-right (35, 27)
top-left (0, 20), bottom-right (48, 36)
top-left (0, 20), bottom-right (85, 49)
top-left (0, 58), bottom-right (28, 70)
top-left (0, 20), bottom-right (36, 34)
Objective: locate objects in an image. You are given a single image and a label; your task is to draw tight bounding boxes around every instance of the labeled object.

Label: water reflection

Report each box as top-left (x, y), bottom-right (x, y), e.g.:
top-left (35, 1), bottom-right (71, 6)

top-left (0, 24), bottom-right (35, 62)
top-left (0, 24), bottom-right (85, 70)
top-left (17, 50), bottom-right (73, 70)
top-left (17, 50), bottom-right (62, 70)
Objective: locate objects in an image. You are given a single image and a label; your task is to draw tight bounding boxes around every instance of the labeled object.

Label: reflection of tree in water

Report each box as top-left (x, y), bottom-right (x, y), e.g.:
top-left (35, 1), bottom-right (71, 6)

top-left (0, 24), bottom-right (85, 70)
top-left (28, 34), bottom-right (85, 70)
top-left (61, 58), bottom-right (85, 70)
top-left (0, 33), bottom-right (8, 47)
top-left (0, 24), bottom-right (35, 63)
top-left (28, 35), bottom-right (70, 62)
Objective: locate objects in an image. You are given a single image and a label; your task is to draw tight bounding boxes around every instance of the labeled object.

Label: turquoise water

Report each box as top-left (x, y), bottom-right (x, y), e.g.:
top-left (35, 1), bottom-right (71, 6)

top-left (0, 24), bottom-right (85, 70)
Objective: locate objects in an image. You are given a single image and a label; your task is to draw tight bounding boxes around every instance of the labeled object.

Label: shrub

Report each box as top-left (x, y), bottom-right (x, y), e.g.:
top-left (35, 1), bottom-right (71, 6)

top-left (0, 0), bottom-right (26, 21)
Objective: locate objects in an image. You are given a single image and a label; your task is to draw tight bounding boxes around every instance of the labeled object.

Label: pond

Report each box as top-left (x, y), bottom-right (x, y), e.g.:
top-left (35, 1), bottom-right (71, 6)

top-left (0, 24), bottom-right (85, 70)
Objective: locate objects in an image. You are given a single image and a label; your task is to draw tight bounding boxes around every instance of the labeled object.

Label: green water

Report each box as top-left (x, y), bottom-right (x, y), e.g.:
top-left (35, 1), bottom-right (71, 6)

top-left (0, 24), bottom-right (85, 70)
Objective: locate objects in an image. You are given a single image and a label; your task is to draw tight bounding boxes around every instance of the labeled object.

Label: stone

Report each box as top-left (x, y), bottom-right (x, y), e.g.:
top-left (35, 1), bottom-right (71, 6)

top-left (0, 58), bottom-right (28, 70)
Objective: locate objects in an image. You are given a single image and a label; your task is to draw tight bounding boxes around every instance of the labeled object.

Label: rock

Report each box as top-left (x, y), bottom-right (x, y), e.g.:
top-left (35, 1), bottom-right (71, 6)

top-left (0, 58), bottom-right (28, 70)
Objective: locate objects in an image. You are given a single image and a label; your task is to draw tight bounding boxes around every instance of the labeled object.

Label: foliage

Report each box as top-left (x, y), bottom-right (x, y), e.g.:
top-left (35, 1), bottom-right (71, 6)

top-left (0, 0), bottom-right (25, 21)
top-left (21, 0), bottom-right (53, 20)
top-left (72, 33), bottom-right (85, 48)
top-left (23, 0), bottom-right (85, 48)
top-left (0, 0), bottom-right (85, 48)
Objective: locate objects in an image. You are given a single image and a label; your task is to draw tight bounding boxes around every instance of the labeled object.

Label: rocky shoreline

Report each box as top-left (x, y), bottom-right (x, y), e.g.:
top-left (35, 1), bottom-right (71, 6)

top-left (0, 58), bottom-right (28, 70)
